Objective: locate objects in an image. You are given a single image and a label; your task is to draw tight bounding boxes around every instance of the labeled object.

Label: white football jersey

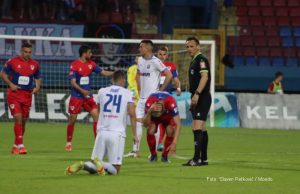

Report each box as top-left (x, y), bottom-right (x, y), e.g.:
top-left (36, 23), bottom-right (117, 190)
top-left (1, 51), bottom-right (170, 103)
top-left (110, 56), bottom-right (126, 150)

top-left (96, 85), bottom-right (133, 137)
top-left (138, 56), bottom-right (166, 99)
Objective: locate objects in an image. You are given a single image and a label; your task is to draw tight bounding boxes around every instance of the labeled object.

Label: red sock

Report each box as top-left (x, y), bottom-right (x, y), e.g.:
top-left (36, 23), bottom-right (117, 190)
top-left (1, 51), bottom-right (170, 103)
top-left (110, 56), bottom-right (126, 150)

top-left (22, 125), bottom-right (25, 136)
top-left (147, 133), bottom-right (157, 156)
top-left (93, 122), bottom-right (97, 138)
top-left (67, 124), bottom-right (74, 142)
top-left (14, 123), bottom-right (23, 145)
top-left (162, 136), bottom-right (174, 157)
top-left (158, 124), bottom-right (166, 145)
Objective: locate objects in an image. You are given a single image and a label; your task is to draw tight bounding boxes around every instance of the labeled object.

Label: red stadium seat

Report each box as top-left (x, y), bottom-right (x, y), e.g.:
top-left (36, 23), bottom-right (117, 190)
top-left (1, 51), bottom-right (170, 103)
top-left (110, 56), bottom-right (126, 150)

top-left (111, 12), bottom-right (123, 23)
top-left (275, 8), bottom-right (289, 17)
top-left (236, 7), bottom-right (248, 16)
top-left (277, 17), bottom-right (290, 26)
top-left (235, 0), bottom-right (246, 6)
top-left (287, 0), bottom-right (300, 6)
top-left (260, 0), bottom-right (272, 6)
top-left (255, 37), bottom-right (268, 47)
top-left (248, 8), bottom-right (260, 16)
top-left (269, 47), bottom-right (282, 57)
top-left (283, 48), bottom-right (297, 57)
top-left (250, 17), bottom-right (263, 26)
top-left (290, 8), bottom-right (300, 17)
top-left (265, 27), bottom-right (279, 36)
top-left (240, 36), bottom-right (253, 46)
top-left (246, 0), bottom-right (258, 6)
top-left (98, 13), bottom-right (110, 23)
top-left (252, 27), bottom-right (265, 36)
top-left (239, 27), bottom-right (251, 36)
top-left (261, 7), bottom-right (274, 16)
top-left (256, 47), bottom-right (269, 56)
top-left (243, 47), bottom-right (256, 56)
top-left (238, 17), bottom-right (249, 26)
top-left (264, 17), bottom-right (277, 26)
top-left (274, 0), bottom-right (286, 6)
top-left (228, 36), bottom-right (239, 47)
top-left (291, 18), bottom-right (300, 26)
top-left (268, 37), bottom-right (281, 47)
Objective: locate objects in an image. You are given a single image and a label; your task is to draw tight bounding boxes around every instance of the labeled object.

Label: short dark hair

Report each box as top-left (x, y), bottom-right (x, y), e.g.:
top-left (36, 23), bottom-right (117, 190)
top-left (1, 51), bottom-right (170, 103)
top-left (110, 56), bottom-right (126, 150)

top-left (21, 42), bottom-right (32, 48)
top-left (79, 45), bottom-right (91, 57)
top-left (186, 36), bottom-right (200, 45)
top-left (112, 70), bottom-right (125, 82)
top-left (140, 39), bottom-right (154, 47)
top-left (159, 46), bottom-right (168, 52)
top-left (275, 71), bottom-right (283, 78)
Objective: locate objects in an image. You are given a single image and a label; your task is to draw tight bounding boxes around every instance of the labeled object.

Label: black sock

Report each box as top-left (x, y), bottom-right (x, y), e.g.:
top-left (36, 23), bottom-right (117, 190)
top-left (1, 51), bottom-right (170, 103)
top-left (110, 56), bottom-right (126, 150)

top-left (193, 130), bottom-right (201, 161)
top-left (201, 130), bottom-right (208, 161)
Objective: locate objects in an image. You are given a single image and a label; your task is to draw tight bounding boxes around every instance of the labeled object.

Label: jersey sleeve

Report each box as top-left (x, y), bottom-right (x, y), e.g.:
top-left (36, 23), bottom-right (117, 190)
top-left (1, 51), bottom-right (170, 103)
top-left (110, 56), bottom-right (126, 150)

top-left (268, 82), bottom-right (274, 91)
top-left (2, 61), bottom-right (12, 75)
top-left (68, 63), bottom-right (76, 80)
top-left (93, 62), bottom-right (102, 74)
top-left (145, 96), bottom-right (156, 114)
top-left (96, 89), bottom-right (103, 105)
top-left (199, 58), bottom-right (210, 73)
top-left (34, 63), bottom-right (41, 79)
top-left (154, 59), bottom-right (167, 72)
top-left (166, 96), bottom-right (179, 116)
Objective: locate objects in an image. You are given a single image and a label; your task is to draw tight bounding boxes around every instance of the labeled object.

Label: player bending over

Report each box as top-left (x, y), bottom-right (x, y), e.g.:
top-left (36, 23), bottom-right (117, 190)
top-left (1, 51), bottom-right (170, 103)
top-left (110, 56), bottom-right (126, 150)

top-left (66, 70), bottom-right (138, 175)
top-left (144, 91), bottom-right (181, 162)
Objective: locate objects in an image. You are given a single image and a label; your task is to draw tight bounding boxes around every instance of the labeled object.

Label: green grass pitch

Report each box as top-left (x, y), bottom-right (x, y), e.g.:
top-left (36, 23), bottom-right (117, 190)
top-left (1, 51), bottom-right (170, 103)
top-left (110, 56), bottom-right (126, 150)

top-left (0, 122), bottom-right (300, 194)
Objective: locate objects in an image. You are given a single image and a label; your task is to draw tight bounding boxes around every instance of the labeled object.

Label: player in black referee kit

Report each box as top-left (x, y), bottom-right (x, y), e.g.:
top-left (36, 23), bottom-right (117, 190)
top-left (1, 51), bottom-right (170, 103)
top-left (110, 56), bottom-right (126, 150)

top-left (183, 37), bottom-right (212, 166)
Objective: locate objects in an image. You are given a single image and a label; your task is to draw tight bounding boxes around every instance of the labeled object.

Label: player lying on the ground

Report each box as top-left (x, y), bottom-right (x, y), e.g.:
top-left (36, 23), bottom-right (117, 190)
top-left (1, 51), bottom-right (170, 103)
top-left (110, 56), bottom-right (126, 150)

top-left (66, 70), bottom-right (138, 175)
top-left (143, 91), bottom-right (181, 162)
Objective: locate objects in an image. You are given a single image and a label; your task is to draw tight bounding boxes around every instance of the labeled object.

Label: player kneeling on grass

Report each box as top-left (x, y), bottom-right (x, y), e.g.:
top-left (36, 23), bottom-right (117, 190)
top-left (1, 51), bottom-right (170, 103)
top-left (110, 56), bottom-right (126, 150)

top-left (144, 91), bottom-right (181, 162)
top-left (66, 70), bottom-right (138, 175)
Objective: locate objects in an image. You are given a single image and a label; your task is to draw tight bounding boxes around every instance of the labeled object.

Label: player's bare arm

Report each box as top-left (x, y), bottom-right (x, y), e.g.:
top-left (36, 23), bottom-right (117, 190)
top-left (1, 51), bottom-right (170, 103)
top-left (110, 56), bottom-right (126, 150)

top-left (191, 71), bottom-right (208, 108)
top-left (159, 68), bottom-right (172, 91)
top-left (169, 114), bottom-right (181, 155)
top-left (70, 78), bottom-right (89, 97)
top-left (173, 77), bottom-right (181, 96)
top-left (1, 71), bottom-right (18, 91)
top-left (135, 70), bottom-right (141, 95)
top-left (100, 70), bottom-right (114, 77)
top-left (128, 102), bottom-right (139, 144)
top-left (32, 79), bottom-right (41, 94)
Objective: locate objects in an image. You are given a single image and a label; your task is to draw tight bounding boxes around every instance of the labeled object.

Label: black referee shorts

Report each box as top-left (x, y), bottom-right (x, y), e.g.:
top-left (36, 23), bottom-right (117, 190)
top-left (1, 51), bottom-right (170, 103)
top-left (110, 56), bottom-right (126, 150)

top-left (190, 92), bottom-right (212, 121)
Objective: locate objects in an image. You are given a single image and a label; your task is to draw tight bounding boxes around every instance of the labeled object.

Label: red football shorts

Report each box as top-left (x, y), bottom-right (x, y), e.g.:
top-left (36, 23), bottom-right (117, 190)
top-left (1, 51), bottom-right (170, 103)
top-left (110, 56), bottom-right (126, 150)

top-left (7, 89), bottom-right (32, 118)
top-left (68, 96), bottom-right (98, 114)
top-left (151, 114), bottom-right (176, 132)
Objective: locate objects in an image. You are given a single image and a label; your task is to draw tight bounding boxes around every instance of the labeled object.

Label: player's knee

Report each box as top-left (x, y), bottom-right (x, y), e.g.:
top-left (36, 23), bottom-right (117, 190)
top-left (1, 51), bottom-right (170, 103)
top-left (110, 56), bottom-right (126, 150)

top-left (147, 125), bottom-right (156, 135)
top-left (165, 126), bottom-right (175, 137)
top-left (14, 114), bottom-right (23, 124)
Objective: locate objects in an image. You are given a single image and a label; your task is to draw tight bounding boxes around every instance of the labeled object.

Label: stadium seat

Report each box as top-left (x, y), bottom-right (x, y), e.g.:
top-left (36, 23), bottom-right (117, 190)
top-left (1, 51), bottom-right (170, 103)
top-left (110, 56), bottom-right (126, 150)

top-left (251, 17), bottom-right (263, 26)
top-left (255, 36), bottom-right (268, 47)
top-left (246, 0), bottom-right (258, 6)
top-left (287, 0), bottom-right (300, 6)
top-left (233, 56), bottom-right (244, 66)
top-left (228, 36), bottom-right (239, 47)
top-left (274, 0), bottom-right (286, 6)
top-left (282, 37), bottom-right (294, 47)
top-left (275, 8), bottom-right (289, 17)
top-left (272, 57), bottom-right (285, 66)
top-left (277, 17), bottom-right (290, 26)
top-left (290, 8), bottom-right (300, 17)
top-left (248, 8), bottom-right (260, 16)
top-left (286, 58), bottom-right (298, 66)
top-left (98, 13), bottom-right (110, 23)
top-left (264, 18), bottom-right (277, 26)
top-left (268, 37), bottom-right (281, 47)
top-left (246, 57), bottom-right (257, 66)
top-left (294, 27), bottom-right (300, 37)
top-left (259, 57), bottom-right (271, 66)
top-left (235, 0), bottom-right (246, 6)
top-left (238, 17), bottom-right (249, 26)
top-left (240, 36), bottom-right (253, 46)
top-left (236, 7), bottom-right (248, 16)
top-left (239, 27), bottom-right (251, 36)
top-left (265, 27), bottom-right (278, 36)
top-left (269, 47), bottom-right (282, 56)
top-left (295, 38), bottom-right (300, 47)
top-left (252, 27), bottom-right (264, 36)
top-left (243, 47), bottom-right (256, 56)
top-left (256, 47), bottom-right (269, 56)
top-left (291, 19), bottom-right (300, 27)
top-left (111, 12), bottom-right (123, 23)
top-left (260, 0), bottom-right (272, 6)
top-left (283, 48), bottom-right (297, 57)
top-left (261, 7), bottom-right (274, 16)
top-left (279, 27), bottom-right (292, 36)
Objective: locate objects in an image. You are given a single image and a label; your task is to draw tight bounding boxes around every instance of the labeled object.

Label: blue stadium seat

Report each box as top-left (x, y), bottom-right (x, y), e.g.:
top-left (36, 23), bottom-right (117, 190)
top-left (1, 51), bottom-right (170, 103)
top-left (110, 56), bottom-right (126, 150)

top-left (286, 58), bottom-right (298, 67)
top-left (246, 57), bottom-right (257, 66)
top-left (282, 37), bottom-right (294, 47)
top-left (259, 57), bottom-right (271, 66)
top-left (279, 27), bottom-right (292, 36)
top-left (294, 27), bottom-right (300, 37)
top-left (295, 38), bottom-right (300, 47)
top-left (272, 57), bottom-right (285, 66)
top-left (233, 56), bottom-right (244, 66)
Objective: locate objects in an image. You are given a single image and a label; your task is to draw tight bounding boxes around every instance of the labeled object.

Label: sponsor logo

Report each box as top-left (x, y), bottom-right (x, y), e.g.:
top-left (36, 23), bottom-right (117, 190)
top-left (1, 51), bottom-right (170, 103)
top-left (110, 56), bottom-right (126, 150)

top-left (88, 65), bottom-right (92, 69)
top-left (10, 104), bottom-right (15, 109)
top-left (17, 65), bottom-right (21, 69)
top-left (30, 65), bottom-right (35, 70)
top-left (140, 72), bottom-right (150, 77)
top-left (79, 68), bottom-right (82, 71)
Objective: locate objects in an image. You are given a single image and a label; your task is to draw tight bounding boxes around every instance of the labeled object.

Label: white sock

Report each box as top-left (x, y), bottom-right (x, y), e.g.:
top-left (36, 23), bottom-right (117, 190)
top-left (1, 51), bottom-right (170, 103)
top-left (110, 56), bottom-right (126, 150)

top-left (133, 122), bottom-right (143, 152)
top-left (17, 144), bottom-right (24, 149)
top-left (103, 162), bottom-right (117, 175)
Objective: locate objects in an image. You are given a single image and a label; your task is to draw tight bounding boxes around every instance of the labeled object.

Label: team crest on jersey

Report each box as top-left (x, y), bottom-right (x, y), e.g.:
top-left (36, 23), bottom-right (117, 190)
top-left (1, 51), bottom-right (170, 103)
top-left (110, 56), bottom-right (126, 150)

top-left (171, 103), bottom-right (175, 107)
top-left (70, 106), bottom-right (74, 111)
top-left (88, 65), bottom-right (92, 69)
top-left (10, 104), bottom-right (15, 109)
top-left (200, 61), bottom-right (206, 69)
top-left (190, 69), bottom-right (194, 75)
top-left (30, 65), bottom-right (35, 70)
top-left (79, 68), bottom-right (82, 71)
top-left (147, 64), bottom-right (150, 69)
top-left (17, 65), bottom-right (21, 69)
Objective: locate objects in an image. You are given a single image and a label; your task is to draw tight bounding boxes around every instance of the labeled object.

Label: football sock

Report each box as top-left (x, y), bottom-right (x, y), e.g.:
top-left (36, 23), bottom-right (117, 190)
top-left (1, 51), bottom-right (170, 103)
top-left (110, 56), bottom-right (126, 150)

top-left (147, 133), bottom-right (157, 156)
top-left (201, 130), bottom-right (208, 161)
top-left (158, 124), bottom-right (165, 145)
top-left (102, 162), bottom-right (117, 175)
top-left (22, 125), bottom-right (25, 135)
top-left (93, 122), bottom-right (97, 138)
top-left (14, 123), bottom-right (23, 145)
top-left (67, 124), bottom-right (74, 142)
top-left (133, 122), bottom-right (142, 152)
top-left (193, 130), bottom-right (201, 161)
top-left (162, 136), bottom-right (174, 157)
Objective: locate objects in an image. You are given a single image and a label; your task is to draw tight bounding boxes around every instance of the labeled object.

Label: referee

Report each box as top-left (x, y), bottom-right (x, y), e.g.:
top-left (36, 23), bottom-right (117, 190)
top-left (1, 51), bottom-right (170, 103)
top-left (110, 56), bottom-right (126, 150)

top-left (183, 37), bottom-right (212, 166)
